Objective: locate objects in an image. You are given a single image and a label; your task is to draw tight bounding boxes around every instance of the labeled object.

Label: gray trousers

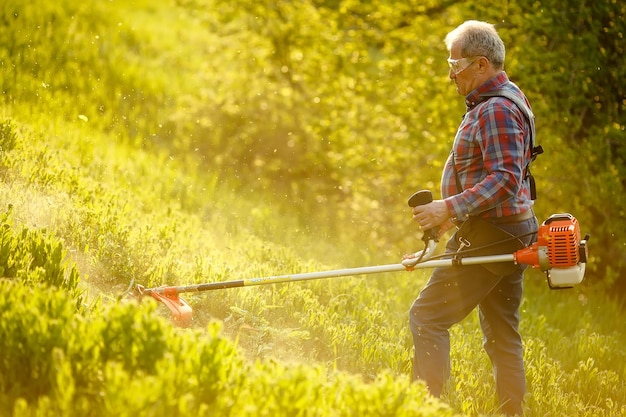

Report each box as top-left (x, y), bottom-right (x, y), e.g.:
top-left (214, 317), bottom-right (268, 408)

top-left (409, 216), bottom-right (538, 416)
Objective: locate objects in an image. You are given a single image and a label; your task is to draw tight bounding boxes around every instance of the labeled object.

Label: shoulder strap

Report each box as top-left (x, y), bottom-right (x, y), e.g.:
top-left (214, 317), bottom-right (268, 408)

top-left (479, 88), bottom-right (544, 200)
top-left (480, 89), bottom-right (534, 123)
top-left (479, 89), bottom-right (543, 160)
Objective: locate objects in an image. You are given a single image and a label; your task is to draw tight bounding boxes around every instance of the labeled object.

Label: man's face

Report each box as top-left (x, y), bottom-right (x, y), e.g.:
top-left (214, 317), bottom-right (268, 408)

top-left (448, 43), bottom-right (480, 96)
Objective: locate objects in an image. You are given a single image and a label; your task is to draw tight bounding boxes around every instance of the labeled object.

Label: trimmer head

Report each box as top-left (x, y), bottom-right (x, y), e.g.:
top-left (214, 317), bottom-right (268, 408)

top-left (134, 285), bottom-right (193, 326)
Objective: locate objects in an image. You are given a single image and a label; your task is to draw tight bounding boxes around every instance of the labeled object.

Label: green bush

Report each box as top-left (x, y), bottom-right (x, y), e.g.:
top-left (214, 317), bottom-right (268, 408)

top-left (0, 278), bottom-right (460, 417)
top-left (0, 208), bottom-right (80, 299)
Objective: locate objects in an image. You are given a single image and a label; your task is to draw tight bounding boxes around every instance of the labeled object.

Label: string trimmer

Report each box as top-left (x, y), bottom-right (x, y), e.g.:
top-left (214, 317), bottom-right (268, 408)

top-left (133, 191), bottom-right (590, 325)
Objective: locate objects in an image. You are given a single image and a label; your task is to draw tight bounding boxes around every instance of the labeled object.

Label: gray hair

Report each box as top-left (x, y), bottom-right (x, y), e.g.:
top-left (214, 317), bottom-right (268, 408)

top-left (444, 20), bottom-right (505, 70)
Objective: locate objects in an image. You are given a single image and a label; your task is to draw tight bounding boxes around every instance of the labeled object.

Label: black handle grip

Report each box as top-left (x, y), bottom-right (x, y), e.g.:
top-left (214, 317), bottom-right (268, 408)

top-left (407, 190), bottom-right (433, 208)
top-left (407, 190), bottom-right (439, 242)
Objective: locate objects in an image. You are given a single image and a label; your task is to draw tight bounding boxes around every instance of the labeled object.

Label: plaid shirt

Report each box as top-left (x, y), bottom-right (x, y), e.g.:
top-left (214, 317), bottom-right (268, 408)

top-left (442, 72), bottom-right (535, 221)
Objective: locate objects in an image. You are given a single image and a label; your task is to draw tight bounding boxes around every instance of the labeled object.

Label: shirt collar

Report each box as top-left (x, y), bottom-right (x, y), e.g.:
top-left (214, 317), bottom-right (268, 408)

top-left (464, 71), bottom-right (510, 109)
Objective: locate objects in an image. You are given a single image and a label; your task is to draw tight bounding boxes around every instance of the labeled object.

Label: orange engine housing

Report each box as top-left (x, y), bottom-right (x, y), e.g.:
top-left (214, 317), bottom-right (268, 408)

top-left (515, 213), bottom-right (581, 270)
top-left (542, 214), bottom-right (581, 267)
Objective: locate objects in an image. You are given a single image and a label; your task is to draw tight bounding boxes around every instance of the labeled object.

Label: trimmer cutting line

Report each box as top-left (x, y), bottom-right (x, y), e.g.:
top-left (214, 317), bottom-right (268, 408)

top-left (133, 190), bottom-right (589, 326)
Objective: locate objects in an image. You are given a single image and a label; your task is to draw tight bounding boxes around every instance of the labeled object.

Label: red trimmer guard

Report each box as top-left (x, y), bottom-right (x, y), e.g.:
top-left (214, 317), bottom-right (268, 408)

top-left (148, 287), bottom-right (192, 326)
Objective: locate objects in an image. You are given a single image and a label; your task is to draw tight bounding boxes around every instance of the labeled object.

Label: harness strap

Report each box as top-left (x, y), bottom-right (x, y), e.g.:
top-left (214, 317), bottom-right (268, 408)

top-left (480, 88), bottom-right (543, 199)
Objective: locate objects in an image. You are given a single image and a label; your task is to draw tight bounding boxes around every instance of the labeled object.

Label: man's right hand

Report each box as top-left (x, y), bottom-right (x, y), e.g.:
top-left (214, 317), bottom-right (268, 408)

top-left (412, 199), bottom-right (451, 232)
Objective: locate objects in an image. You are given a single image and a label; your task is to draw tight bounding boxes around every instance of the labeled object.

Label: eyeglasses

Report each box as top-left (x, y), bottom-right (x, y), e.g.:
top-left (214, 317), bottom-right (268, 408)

top-left (447, 56), bottom-right (479, 75)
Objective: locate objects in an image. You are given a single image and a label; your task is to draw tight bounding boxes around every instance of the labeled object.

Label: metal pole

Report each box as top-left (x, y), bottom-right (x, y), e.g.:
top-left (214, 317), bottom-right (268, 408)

top-left (136, 251), bottom-right (518, 325)
top-left (145, 253), bottom-right (516, 295)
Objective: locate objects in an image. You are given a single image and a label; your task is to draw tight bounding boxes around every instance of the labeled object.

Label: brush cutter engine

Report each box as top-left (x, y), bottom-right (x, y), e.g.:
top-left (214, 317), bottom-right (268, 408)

top-left (514, 213), bottom-right (589, 289)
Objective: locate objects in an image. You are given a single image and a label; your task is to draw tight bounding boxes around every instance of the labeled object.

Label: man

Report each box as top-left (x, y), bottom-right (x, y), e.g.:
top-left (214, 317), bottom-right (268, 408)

top-left (409, 21), bottom-right (539, 416)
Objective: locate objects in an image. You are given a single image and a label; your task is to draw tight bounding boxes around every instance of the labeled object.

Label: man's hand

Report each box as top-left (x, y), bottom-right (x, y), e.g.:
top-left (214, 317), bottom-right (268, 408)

top-left (412, 199), bottom-right (451, 233)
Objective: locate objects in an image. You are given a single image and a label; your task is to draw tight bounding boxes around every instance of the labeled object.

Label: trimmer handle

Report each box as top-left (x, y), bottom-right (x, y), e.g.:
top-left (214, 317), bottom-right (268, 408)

top-left (408, 190), bottom-right (433, 207)
top-left (408, 190), bottom-right (439, 242)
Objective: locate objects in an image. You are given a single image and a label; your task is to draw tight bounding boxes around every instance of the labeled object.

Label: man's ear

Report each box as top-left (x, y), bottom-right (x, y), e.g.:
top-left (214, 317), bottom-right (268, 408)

top-left (477, 56), bottom-right (490, 72)
top-left (477, 56), bottom-right (497, 76)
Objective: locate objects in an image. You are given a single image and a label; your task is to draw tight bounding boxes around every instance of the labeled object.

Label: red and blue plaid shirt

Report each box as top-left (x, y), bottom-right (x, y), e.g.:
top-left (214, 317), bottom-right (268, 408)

top-left (443, 72), bottom-right (535, 221)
